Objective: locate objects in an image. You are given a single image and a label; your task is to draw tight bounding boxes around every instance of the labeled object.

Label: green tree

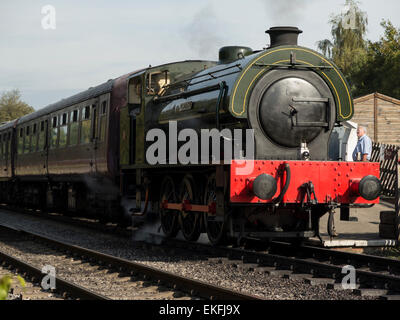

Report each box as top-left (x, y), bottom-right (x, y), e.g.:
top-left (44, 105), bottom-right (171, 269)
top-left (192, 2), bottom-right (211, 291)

top-left (317, 0), bottom-right (368, 76)
top-left (0, 89), bottom-right (34, 123)
top-left (349, 20), bottom-right (400, 99)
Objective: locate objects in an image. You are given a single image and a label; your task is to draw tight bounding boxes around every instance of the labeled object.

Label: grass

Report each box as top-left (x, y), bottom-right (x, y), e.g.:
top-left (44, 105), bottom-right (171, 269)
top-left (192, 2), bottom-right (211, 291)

top-left (365, 247), bottom-right (400, 260)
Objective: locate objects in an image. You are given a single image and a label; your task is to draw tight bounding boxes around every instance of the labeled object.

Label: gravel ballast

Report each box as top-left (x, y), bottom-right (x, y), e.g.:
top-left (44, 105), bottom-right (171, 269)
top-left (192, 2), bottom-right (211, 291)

top-left (0, 209), bottom-right (377, 300)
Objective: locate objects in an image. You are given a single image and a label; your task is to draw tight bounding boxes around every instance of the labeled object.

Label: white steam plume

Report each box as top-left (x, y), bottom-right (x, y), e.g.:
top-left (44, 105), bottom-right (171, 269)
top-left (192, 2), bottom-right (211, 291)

top-left (183, 5), bottom-right (225, 59)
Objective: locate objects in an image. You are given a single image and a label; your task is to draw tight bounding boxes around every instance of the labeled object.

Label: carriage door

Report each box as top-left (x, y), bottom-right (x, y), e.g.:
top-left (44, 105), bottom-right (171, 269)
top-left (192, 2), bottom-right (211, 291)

top-left (39, 120), bottom-right (49, 175)
top-left (90, 103), bottom-right (98, 173)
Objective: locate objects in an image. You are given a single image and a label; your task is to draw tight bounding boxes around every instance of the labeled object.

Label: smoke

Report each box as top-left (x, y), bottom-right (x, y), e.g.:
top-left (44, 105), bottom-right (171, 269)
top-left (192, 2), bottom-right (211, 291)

top-left (131, 215), bottom-right (164, 245)
top-left (183, 5), bottom-right (225, 59)
top-left (262, 0), bottom-right (316, 27)
top-left (82, 174), bottom-right (119, 195)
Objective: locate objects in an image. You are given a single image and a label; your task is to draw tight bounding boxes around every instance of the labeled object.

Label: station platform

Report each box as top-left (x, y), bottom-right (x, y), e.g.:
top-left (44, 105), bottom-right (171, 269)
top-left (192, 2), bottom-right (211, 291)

top-left (309, 201), bottom-right (398, 248)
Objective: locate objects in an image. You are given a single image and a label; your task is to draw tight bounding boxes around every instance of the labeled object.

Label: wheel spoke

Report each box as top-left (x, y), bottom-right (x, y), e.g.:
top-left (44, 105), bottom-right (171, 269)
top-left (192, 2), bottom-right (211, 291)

top-left (159, 177), bottom-right (179, 238)
top-left (179, 175), bottom-right (201, 242)
top-left (204, 174), bottom-right (228, 246)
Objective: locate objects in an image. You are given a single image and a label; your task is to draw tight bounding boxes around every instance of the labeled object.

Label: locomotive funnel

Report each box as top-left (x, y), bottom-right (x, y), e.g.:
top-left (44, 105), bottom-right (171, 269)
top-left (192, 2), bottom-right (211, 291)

top-left (266, 26), bottom-right (303, 47)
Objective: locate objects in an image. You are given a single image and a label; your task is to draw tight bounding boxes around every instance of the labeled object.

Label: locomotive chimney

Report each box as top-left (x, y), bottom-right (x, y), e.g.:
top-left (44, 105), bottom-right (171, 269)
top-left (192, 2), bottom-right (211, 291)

top-left (266, 26), bottom-right (303, 47)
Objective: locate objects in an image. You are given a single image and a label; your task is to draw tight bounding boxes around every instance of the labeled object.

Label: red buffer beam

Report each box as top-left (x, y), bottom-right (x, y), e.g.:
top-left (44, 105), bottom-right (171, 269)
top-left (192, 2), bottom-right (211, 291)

top-left (230, 161), bottom-right (381, 205)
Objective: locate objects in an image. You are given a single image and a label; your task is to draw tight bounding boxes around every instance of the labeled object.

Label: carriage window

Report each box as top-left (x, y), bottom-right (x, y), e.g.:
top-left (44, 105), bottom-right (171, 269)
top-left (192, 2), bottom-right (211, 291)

top-left (91, 104), bottom-right (97, 141)
top-left (99, 102), bottom-right (107, 142)
top-left (70, 110), bottom-right (79, 146)
top-left (59, 113), bottom-right (68, 148)
top-left (50, 116), bottom-right (58, 149)
top-left (101, 101), bottom-right (107, 115)
top-left (71, 109), bottom-right (79, 122)
top-left (31, 123), bottom-right (38, 152)
top-left (38, 120), bottom-right (46, 151)
top-left (61, 113), bottom-right (67, 125)
top-left (18, 128), bottom-right (24, 154)
top-left (83, 106), bottom-right (90, 120)
top-left (81, 106), bottom-right (91, 144)
top-left (24, 126), bottom-right (31, 153)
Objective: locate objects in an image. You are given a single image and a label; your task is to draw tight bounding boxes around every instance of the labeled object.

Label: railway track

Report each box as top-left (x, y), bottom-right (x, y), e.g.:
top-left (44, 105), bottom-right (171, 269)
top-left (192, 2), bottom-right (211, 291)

top-left (0, 224), bottom-right (262, 300)
top-left (1, 205), bottom-right (400, 300)
top-left (0, 227), bottom-right (108, 300)
top-left (149, 235), bottom-right (400, 300)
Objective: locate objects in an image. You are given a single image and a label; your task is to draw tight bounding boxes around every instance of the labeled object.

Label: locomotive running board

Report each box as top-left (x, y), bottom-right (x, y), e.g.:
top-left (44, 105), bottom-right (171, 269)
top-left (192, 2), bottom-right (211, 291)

top-left (233, 231), bottom-right (316, 239)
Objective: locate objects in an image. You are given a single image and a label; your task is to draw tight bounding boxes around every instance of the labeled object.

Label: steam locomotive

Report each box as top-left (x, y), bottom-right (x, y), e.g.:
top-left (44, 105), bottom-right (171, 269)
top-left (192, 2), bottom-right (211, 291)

top-left (0, 27), bottom-right (381, 245)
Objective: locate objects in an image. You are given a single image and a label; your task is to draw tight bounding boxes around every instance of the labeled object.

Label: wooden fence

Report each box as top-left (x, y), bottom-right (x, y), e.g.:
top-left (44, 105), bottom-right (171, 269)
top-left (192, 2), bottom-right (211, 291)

top-left (371, 143), bottom-right (399, 198)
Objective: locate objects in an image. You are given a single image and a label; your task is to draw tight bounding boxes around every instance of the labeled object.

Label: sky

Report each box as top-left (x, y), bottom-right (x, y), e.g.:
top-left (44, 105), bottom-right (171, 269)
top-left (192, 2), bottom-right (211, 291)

top-left (1, 0), bottom-right (399, 110)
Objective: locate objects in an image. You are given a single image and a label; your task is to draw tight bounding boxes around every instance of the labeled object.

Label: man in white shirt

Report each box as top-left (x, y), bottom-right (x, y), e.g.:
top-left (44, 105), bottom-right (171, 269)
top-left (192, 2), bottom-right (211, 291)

top-left (352, 126), bottom-right (372, 162)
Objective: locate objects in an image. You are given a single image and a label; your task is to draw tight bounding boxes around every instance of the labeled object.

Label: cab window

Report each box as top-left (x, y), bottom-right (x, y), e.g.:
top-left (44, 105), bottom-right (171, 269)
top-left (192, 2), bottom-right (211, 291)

top-left (147, 71), bottom-right (170, 96)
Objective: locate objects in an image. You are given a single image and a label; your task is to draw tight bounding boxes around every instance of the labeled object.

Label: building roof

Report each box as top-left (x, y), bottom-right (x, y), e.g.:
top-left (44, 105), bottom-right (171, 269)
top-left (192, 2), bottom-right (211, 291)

top-left (354, 92), bottom-right (400, 106)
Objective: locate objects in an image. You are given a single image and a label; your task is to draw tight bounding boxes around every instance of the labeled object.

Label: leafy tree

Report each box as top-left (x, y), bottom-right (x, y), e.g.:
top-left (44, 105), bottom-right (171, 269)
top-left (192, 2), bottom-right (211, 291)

top-left (0, 89), bottom-right (34, 124)
top-left (349, 20), bottom-right (400, 99)
top-left (316, 0), bottom-right (368, 76)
